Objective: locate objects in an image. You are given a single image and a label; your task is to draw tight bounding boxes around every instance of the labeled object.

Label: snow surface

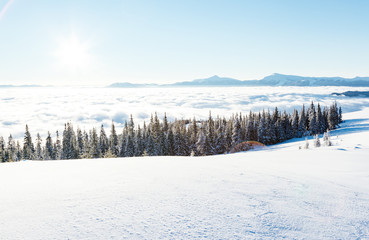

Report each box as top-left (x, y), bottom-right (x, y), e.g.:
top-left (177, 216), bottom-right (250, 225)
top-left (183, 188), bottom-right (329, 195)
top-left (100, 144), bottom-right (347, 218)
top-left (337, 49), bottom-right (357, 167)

top-left (0, 109), bottom-right (369, 239)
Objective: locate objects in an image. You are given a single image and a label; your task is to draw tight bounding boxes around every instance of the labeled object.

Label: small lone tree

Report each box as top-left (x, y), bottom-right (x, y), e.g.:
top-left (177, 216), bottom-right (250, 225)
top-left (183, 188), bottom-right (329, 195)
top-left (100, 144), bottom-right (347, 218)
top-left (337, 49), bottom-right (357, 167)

top-left (313, 134), bottom-right (321, 148)
top-left (323, 131), bottom-right (332, 146)
top-left (304, 137), bottom-right (309, 149)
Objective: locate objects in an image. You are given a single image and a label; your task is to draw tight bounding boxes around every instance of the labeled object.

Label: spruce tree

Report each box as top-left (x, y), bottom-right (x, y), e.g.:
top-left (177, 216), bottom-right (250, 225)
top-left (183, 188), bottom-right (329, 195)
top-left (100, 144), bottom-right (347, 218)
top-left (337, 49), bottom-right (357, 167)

top-left (35, 133), bottom-right (43, 160)
top-left (224, 119), bottom-right (233, 152)
top-left (215, 121), bottom-right (226, 154)
top-left (258, 111), bottom-right (268, 144)
top-left (109, 121), bottom-right (119, 157)
top-left (45, 131), bottom-right (54, 160)
top-left (7, 134), bottom-right (16, 162)
top-left (297, 105), bottom-right (306, 137)
top-left (54, 131), bottom-right (62, 160)
top-left (309, 107), bottom-right (318, 135)
top-left (316, 103), bottom-right (325, 134)
top-left (0, 137), bottom-right (5, 162)
top-left (135, 125), bottom-right (144, 156)
top-left (16, 141), bottom-right (22, 161)
top-left (77, 128), bottom-right (84, 158)
top-left (99, 125), bottom-right (109, 157)
top-left (196, 129), bottom-right (208, 156)
top-left (189, 117), bottom-right (198, 155)
top-left (23, 125), bottom-right (34, 160)
top-left (89, 128), bottom-right (100, 158)
top-left (291, 109), bottom-right (299, 136)
top-left (232, 116), bottom-right (242, 147)
top-left (206, 112), bottom-right (216, 155)
top-left (166, 127), bottom-right (175, 156)
top-left (62, 123), bottom-right (78, 159)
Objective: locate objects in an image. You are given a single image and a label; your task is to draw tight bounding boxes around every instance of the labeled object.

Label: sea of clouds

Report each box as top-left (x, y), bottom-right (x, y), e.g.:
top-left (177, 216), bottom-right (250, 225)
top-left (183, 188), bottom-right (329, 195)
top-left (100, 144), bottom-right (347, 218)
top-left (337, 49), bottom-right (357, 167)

top-left (1, 86), bottom-right (369, 140)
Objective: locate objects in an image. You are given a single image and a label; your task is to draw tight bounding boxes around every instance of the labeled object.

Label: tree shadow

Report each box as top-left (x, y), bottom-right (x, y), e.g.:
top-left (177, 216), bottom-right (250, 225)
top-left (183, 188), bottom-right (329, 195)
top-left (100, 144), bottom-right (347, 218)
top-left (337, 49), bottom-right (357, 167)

top-left (333, 118), bottom-right (369, 136)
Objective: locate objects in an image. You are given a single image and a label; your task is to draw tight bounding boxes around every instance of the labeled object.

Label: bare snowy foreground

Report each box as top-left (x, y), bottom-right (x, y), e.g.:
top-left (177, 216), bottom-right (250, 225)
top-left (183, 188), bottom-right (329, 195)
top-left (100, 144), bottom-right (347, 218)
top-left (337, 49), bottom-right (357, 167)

top-left (0, 109), bottom-right (369, 239)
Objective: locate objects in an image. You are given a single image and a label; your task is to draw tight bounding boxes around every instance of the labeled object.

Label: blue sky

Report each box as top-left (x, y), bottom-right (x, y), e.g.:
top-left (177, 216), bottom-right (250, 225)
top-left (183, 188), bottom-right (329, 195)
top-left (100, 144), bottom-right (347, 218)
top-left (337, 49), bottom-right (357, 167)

top-left (0, 0), bottom-right (368, 86)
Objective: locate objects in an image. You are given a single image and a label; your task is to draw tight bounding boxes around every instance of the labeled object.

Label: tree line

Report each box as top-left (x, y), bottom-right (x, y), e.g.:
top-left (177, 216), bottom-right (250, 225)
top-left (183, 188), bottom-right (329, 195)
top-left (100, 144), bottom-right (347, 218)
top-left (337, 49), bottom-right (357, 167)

top-left (0, 101), bottom-right (342, 162)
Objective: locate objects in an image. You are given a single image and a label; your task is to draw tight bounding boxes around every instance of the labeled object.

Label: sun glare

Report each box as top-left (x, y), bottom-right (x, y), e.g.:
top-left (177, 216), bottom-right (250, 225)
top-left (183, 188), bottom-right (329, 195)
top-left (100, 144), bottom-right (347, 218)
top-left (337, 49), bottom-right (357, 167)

top-left (55, 35), bottom-right (92, 69)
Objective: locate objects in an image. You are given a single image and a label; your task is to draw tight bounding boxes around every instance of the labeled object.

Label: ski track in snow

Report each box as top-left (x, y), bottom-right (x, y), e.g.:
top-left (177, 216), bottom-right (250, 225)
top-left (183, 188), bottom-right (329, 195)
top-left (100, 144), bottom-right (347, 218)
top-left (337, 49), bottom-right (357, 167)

top-left (0, 110), bottom-right (369, 239)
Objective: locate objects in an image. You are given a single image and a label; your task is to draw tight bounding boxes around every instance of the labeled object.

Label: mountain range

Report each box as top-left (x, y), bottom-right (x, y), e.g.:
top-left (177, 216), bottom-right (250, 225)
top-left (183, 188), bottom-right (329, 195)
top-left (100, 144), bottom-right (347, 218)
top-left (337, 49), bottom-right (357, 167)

top-left (108, 73), bottom-right (369, 88)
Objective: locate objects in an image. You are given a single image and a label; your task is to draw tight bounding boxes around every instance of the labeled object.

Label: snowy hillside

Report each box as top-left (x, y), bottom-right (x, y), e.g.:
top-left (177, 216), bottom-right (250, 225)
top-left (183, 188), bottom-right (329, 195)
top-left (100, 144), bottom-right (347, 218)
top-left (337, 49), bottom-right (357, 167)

top-left (0, 109), bottom-right (368, 239)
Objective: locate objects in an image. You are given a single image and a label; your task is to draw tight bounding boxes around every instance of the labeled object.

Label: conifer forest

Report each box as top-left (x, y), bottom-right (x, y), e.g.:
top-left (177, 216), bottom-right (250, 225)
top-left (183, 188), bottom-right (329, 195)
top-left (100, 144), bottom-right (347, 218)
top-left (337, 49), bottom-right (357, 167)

top-left (0, 102), bottom-right (342, 162)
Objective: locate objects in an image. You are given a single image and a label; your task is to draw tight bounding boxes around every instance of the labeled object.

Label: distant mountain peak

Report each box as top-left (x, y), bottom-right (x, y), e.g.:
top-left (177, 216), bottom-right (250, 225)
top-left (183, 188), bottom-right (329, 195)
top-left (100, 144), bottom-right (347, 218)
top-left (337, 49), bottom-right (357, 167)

top-left (108, 74), bottom-right (369, 88)
top-left (209, 75), bottom-right (220, 78)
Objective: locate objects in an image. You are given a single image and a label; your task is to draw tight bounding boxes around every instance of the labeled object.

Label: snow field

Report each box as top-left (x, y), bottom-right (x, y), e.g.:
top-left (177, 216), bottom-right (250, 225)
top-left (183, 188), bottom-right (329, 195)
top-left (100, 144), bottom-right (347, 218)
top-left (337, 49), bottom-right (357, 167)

top-left (1, 109), bottom-right (369, 239)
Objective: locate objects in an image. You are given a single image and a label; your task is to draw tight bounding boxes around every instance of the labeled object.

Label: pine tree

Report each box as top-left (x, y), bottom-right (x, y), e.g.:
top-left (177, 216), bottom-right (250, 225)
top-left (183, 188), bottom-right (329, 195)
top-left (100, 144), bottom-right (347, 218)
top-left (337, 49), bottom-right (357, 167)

top-left (313, 134), bottom-right (321, 147)
top-left (0, 137), bottom-right (6, 162)
top-left (189, 117), bottom-right (198, 155)
top-left (135, 125), bottom-right (144, 156)
top-left (77, 128), bottom-right (84, 158)
top-left (128, 115), bottom-right (136, 156)
top-left (206, 112), bottom-right (216, 155)
top-left (7, 134), bottom-right (16, 162)
top-left (266, 111), bottom-right (276, 144)
top-left (119, 122), bottom-right (128, 157)
top-left (23, 125), bottom-right (34, 160)
top-left (125, 134), bottom-right (134, 157)
top-left (109, 121), bottom-right (119, 157)
top-left (89, 128), bottom-right (100, 158)
top-left (62, 123), bottom-right (78, 159)
top-left (16, 141), bottom-right (22, 161)
top-left (316, 103), bottom-right (325, 134)
top-left (166, 127), bottom-right (175, 156)
top-left (281, 111), bottom-right (293, 140)
top-left (245, 116), bottom-right (257, 142)
top-left (323, 131), bottom-right (332, 146)
top-left (82, 130), bottom-right (90, 158)
top-left (309, 107), bottom-right (318, 135)
top-left (162, 113), bottom-right (169, 133)
top-left (173, 122), bottom-right (183, 155)
top-left (99, 125), bottom-right (109, 157)
top-left (180, 122), bottom-right (189, 155)
top-left (232, 116), bottom-right (242, 147)
top-left (45, 131), bottom-right (54, 160)
top-left (291, 109), bottom-right (299, 136)
top-left (224, 119), bottom-right (233, 152)
top-left (54, 131), bottom-right (62, 160)
top-left (297, 105), bottom-right (307, 137)
top-left (304, 137), bottom-right (309, 149)
top-left (215, 121), bottom-right (226, 154)
top-left (196, 129), bottom-right (208, 156)
top-left (258, 111), bottom-right (268, 144)
top-left (35, 133), bottom-right (43, 160)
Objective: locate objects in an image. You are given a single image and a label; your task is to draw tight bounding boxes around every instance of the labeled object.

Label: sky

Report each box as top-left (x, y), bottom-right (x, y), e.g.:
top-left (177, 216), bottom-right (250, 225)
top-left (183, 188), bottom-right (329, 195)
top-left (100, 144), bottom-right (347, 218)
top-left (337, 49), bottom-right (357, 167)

top-left (0, 0), bottom-right (368, 86)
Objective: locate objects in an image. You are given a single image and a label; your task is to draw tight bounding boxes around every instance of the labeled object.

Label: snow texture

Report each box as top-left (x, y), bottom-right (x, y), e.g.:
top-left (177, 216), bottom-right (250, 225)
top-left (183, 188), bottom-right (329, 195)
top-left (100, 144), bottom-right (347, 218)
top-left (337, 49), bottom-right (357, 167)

top-left (0, 108), bottom-right (368, 239)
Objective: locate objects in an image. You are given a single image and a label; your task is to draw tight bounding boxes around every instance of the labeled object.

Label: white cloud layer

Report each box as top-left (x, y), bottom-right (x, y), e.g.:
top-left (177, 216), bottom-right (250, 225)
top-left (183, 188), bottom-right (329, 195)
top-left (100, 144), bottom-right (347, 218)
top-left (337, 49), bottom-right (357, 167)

top-left (1, 86), bottom-right (369, 141)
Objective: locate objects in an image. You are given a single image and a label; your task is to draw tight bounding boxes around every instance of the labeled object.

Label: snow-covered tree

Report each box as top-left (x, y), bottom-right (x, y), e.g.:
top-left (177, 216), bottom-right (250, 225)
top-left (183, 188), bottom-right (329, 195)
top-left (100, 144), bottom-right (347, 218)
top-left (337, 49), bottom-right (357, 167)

top-left (45, 131), bottom-right (54, 160)
top-left (23, 125), bottom-right (34, 160)
top-left (313, 134), bottom-right (321, 148)
top-left (35, 133), bottom-right (43, 160)
top-left (109, 122), bottom-right (119, 157)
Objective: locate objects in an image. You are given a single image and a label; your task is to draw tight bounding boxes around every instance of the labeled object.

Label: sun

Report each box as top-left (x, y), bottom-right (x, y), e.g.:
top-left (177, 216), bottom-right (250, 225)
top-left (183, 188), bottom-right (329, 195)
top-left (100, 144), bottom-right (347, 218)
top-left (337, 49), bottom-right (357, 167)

top-left (54, 35), bottom-right (92, 69)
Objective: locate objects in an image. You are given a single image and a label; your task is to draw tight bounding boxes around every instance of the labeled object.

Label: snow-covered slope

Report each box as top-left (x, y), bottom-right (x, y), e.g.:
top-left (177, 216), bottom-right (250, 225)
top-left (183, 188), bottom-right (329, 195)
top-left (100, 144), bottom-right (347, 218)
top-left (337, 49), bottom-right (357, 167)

top-left (0, 110), bottom-right (369, 239)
